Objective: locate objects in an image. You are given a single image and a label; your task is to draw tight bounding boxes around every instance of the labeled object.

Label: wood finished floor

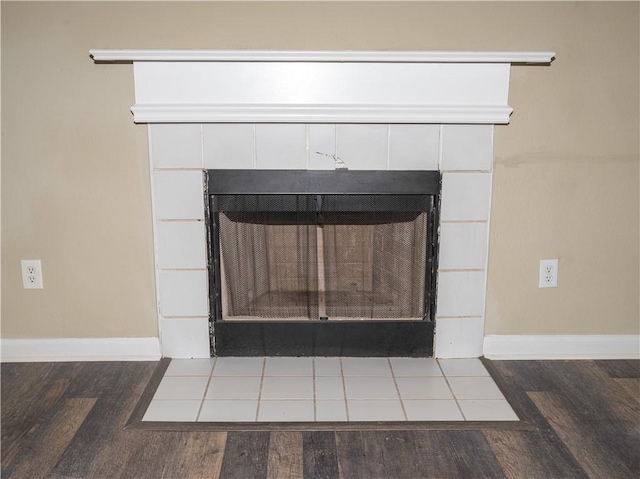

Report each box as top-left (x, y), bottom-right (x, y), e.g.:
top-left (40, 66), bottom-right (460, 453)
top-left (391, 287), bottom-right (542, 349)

top-left (1, 359), bottom-right (638, 479)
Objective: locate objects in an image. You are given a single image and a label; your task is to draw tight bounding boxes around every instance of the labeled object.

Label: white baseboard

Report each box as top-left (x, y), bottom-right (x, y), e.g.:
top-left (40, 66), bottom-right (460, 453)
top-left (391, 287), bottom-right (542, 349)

top-left (483, 334), bottom-right (640, 360)
top-left (0, 337), bottom-right (162, 362)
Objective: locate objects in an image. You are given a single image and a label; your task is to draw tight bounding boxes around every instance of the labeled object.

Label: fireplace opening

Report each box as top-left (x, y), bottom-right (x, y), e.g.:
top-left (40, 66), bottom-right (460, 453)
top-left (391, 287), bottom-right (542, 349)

top-left (205, 170), bottom-right (441, 357)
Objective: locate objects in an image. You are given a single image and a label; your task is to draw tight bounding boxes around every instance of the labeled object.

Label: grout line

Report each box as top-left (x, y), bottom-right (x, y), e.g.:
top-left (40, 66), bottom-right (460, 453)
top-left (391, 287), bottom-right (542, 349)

top-left (195, 357), bottom-right (217, 422)
top-left (254, 357), bottom-right (266, 421)
top-left (437, 359), bottom-right (467, 421)
top-left (388, 358), bottom-right (408, 421)
top-left (339, 358), bottom-right (350, 422)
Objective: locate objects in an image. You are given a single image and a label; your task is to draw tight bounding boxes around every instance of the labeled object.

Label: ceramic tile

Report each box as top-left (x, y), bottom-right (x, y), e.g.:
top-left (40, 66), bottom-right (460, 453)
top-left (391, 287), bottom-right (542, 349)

top-left (458, 399), bottom-right (519, 421)
top-left (153, 376), bottom-right (209, 400)
top-left (261, 377), bottom-right (314, 400)
top-left (155, 221), bottom-right (207, 269)
top-left (255, 124), bottom-right (306, 169)
top-left (149, 124), bottom-right (202, 169)
top-left (165, 358), bottom-right (215, 377)
top-left (341, 358), bottom-right (392, 377)
top-left (438, 222), bottom-right (489, 270)
top-left (258, 400), bottom-right (315, 422)
top-left (316, 400), bottom-right (348, 421)
top-left (158, 270), bottom-right (208, 317)
top-left (212, 357), bottom-right (264, 376)
top-left (143, 399), bottom-right (202, 422)
top-left (438, 359), bottom-right (490, 377)
top-left (347, 400), bottom-right (405, 421)
top-left (203, 124), bottom-right (255, 169)
top-left (434, 318), bottom-right (485, 359)
top-left (264, 357), bottom-right (313, 376)
top-left (315, 376), bottom-right (345, 400)
top-left (389, 358), bottom-right (442, 377)
top-left (309, 124), bottom-right (337, 170)
top-left (447, 377), bottom-right (505, 400)
top-left (436, 271), bottom-right (486, 317)
top-left (159, 318), bottom-right (211, 359)
top-left (441, 125), bottom-right (493, 171)
top-left (206, 376), bottom-right (261, 399)
top-left (440, 172), bottom-right (491, 221)
top-left (336, 124), bottom-right (388, 170)
top-left (402, 400), bottom-right (464, 421)
top-left (395, 377), bottom-right (453, 400)
top-left (152, 170), bottom-right (205, 220)
top-left (388, 124), bottom-right (439, 170)
top-left (314, 357), bottom-right (342, 376)
top-left (344, 377), bottom-right (398, 400)
top-left (199, 400), bottom-right (258, 422)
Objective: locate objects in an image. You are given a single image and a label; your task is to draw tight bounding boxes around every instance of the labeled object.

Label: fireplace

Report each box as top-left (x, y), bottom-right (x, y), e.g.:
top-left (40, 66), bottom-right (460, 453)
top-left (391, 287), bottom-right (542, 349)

top-left (90, 49), bottom-right (554, 358)
top-left (205, 170), bottom-right (440, 356)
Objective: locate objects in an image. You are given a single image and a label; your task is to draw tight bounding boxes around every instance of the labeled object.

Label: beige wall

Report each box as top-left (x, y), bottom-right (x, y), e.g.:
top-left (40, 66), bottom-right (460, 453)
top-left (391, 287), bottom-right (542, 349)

top-left (2, 1), bottom-right (638, 339)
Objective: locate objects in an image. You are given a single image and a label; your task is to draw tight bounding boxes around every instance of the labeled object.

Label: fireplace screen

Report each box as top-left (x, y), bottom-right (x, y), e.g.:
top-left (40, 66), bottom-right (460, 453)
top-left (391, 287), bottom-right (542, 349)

top-left (217, 194), bottom-right (429, 321)
top-left (205, 170), bottom-right (440, 357)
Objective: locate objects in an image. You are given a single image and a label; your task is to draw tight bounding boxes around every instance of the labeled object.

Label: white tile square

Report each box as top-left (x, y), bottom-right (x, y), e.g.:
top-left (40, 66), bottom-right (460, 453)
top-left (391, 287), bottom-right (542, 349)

top-left (158, 270), bottom-right (208, 317)
top-left (447, 377), bottom-right (505, 400)
top-left (316, 400), bottom-right (348, 422)
top-left (143, 399), bottom-right (202, 422)
top-left (212, 357), bottom-right (264, 376)
top-left (347, 400), bottom-right (405, 421)
top-left (395, 377), bottom-right (453, 400)
top-left (255, 124), bottom-right (306, 169)
top-left (344, 377), bottom-right (398, 400)
top-left (434, 318), bottom-right (485, 359)
top-left (441, 125), bottom-right (493, 171)
top-left (402, 400), bottom-right (464, 421)
top-left (206, 376), bottom-right (261, 399)
top-left (165, 358), bottom-right (215, 377)
top-left (199, 400), bottom-right (258, 422)
top-left (203, 124), bottom-right (255, 169)
top-left (341, 358), bottom-right (392, 377)
top-left (436, 271), bottom-right (486, 317)
top-left (440, 172), bottom-right (491, 221)
top-left (264, 357), bottom-right (313, 376)
top-left (258, 400), bottom-right (314, 422)
top-left (314, 357), bottom-right (342, 376)
top-left (438, 222), bottom-right (489, 270)
top-left (458, 400), bottom-right (519, 421)
top-left (309, 125), bottom-right (337, 169)
top-left (155, 221), bottom-right (207, 269)
top-left (315, 376), bottom-right (345, 400)
top-left (149, 124), bottom-right (202, 169)
top-left (438, 359), bottom-right (489, 377)
top-left (152, 170), bottom-right (205, 220)
top-left (388, 124), bottom-right (439, 170)
top-left (153, 376), bottom-right (209, 400)
top-left (160, 318), bottom-right (211, 359)
top-left (261, 377), bottom-right (314, 400)
top-left (389, 358), bottom-right (442, 377)
top-left (337, 124), bottom-right (388, 170)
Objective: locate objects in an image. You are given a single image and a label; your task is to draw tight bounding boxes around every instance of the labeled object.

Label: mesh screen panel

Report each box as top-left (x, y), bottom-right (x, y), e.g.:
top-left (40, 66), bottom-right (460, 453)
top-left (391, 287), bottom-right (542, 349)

top-left (216, 194), bottom-right (429, 320)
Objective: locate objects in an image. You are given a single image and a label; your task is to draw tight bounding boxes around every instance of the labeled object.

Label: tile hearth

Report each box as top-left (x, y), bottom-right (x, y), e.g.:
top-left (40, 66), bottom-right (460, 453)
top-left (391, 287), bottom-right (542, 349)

top-left (142, 357), bottom-right (518, 423)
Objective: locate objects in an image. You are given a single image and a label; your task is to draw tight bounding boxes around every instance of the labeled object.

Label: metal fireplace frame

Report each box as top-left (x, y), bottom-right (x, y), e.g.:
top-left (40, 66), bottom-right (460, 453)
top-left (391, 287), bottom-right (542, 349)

top-left (204, 169), bottom-right (441, 357)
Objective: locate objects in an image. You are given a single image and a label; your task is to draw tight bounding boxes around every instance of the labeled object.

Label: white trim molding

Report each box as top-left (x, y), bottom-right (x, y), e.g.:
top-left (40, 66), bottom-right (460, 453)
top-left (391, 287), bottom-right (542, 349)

top-left (483, 335), bottom-right (640, 360)
top-left (0, 338), bottom-right (162, 362)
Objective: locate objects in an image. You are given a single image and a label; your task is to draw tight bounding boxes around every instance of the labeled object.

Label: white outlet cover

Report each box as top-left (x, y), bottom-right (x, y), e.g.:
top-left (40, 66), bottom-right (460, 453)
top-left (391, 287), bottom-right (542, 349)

top-left (539, 259), bottom-right (558, 288)
top-left (21, 260), bottom-right (43, 289)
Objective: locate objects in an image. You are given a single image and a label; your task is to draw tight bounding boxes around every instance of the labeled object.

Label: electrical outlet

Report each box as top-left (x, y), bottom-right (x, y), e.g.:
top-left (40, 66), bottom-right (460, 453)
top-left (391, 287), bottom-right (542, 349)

top-left (21, 260), bottom-right (43, 289)
top-left (539, 259), bottom-right (558, 288)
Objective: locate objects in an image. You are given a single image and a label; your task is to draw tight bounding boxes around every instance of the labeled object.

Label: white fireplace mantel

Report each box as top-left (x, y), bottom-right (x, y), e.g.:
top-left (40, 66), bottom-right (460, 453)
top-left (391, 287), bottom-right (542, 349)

top-left (90, 50), bottom-right (554, 124)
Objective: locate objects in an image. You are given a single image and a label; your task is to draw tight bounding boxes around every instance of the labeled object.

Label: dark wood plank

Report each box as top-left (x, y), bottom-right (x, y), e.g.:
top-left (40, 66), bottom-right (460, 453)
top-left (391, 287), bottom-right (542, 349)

top-left (335, 431), bottom-right (368, 479)
top-left (302, 431), bottom-right (338, 479)
top-left (267, 431), bottom-right (303, 479)
top-left (596, 359), bottom-right (640, 378)
top-left (163, 432), bottom-right (228, 479)
top-left (4, 398), bottom-right (96, 479)
top-left (615, 378), bottom-right (640, 404)
top-left (118, 430), bottom-right (185, 479)
top-left (218, 431), bottom-right (270, 479)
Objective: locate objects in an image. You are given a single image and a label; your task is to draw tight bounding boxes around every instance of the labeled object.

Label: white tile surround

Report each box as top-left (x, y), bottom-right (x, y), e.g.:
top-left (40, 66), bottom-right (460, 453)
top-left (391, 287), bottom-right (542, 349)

top-left (149, 123), bottom-right (493, 359)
